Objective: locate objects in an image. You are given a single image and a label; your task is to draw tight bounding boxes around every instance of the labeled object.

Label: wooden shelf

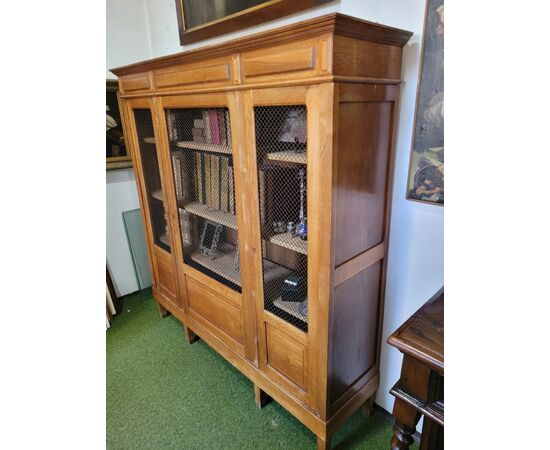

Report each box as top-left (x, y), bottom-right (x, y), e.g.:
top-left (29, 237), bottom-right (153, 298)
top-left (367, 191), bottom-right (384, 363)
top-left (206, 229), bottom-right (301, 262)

top-left (273, 297), bottom-right (308, 323)
top-left (183, 202), bottom-right (237, 229)
top-left (265, 151), bottom-right (307, 164)
top-left (159, 233), bottom-right (170, 247)
top-left (269, 232), bottom-right (307, 255)
top-left (143, 137), bottom-right (156, 144)
top-left (176, 141), bottom-right (231, 155)
top-left (190, 243), bottom-right (290, 288)
top-left (151, 190), bottom-right (164, 202)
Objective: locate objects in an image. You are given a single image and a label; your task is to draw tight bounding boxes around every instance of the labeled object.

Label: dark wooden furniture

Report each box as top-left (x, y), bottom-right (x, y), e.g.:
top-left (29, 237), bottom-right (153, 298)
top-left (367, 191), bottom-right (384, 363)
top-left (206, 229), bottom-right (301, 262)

top-left (112, 14), bottom-right (412, 449)
top-left (388, 288), bottom-right (444, 450)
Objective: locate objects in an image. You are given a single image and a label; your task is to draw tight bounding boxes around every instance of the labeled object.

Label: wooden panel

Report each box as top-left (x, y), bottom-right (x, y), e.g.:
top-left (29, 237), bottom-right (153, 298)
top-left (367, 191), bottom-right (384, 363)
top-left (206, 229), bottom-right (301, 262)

top-left (154, 58), bottom-right (232, 90)
top-left (333, 36), bottom-right (403, 82)
top-left (334, 100), bottom-right (392, 265)
top-left (241, 41), bottom-right (317, 82)
top-left (266, 322), bottom-right (307, 390)
top-left (154, 247), bottom-right (178, 304)
top-left (329, 262), bottom-right (382, 404)
top-left (120, 72), bottom-right (152, 93)
top-left (185, 274), bottom-right (245, 346)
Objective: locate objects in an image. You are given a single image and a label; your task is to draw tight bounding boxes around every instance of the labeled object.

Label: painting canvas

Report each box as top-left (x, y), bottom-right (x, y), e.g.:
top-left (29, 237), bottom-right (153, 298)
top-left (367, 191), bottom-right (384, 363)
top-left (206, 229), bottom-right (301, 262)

top-left (176, 0), bottom-right (331, 44)
top-left (407, 0), bottom-right (444, 205)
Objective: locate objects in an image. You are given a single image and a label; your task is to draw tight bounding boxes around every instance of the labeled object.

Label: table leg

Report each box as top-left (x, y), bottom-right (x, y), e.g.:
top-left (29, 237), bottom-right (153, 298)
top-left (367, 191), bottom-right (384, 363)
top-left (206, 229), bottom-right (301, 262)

top-left (391, 399), bottom-right (419, 450)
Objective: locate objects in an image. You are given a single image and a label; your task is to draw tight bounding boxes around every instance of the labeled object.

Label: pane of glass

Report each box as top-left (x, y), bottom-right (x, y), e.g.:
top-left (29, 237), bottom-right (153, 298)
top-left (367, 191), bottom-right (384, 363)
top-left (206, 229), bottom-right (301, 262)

top-left (255, 105), bottom-right (308, 332)
top-left (133, 109), bottom-right (171, 253)
top-left (122, 208), bottom-right (152, 289)
top-left (165, 107), bottom-right (242, 292)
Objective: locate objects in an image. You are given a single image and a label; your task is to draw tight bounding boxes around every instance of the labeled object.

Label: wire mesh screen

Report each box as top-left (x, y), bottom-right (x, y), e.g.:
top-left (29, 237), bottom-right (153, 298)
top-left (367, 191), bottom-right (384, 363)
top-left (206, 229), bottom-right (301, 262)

top-left (133, 109), bottom-right (171, 253)
top-left (165, 108), bottom-right (241, 292)
top-left (255, 106), bottom-right (308, 332)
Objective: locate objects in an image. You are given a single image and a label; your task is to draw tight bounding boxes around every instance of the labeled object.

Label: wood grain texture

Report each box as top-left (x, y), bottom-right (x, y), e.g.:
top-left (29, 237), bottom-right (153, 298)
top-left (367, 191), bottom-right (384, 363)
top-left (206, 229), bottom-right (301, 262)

top-left (333, 100), bottom-right (392, 265)
top-left (111, 13), bottom-right (411, 77)
top-left (115, 15), bottom-right (411, 449)
top-left (388, 288), bottom-right (444, 373)
top-left (329, 262), bottom-right (382, 403)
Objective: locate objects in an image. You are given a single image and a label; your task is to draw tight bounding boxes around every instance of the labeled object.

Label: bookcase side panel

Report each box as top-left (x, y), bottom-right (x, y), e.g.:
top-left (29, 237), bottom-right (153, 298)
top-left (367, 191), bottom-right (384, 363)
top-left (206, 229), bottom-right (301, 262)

top-left (328, 83), bottom-right (398, 415)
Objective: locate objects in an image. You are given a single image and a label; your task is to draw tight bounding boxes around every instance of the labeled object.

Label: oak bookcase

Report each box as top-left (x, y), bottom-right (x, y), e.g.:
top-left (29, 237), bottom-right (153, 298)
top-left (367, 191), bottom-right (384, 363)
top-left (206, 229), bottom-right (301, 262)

top-left (112, 13), bottom-right (411, 449)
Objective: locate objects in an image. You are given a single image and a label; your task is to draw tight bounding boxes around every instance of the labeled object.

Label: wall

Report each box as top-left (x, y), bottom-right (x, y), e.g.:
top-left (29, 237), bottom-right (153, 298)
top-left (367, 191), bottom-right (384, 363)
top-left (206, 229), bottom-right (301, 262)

top-left (107, 0), bottom-right (154, 295)
top-left (106, 0), bottom-right (443, 413)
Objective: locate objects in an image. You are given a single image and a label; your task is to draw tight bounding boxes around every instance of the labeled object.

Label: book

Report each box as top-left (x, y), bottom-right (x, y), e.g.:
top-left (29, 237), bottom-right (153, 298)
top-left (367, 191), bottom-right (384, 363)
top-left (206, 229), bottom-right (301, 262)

top-left (218, 110), bottom-right (227, 146)
top-left (172, 156), bottom-right (183, 201)
top-left (194, 118), bottom-right (206, 128)
top-left (228, 164), bottom-right (235, 214)
top-left (197, 153), bottom-right (204, 204)
top-left (193, 136), bottom-right (206, 143)
top-left (192, 127), bottom-right (205, 138)
top-left (220, 157), bottom-right (229, 212)
top-left (204, 155), bottom-right (212, 207)
top-left (211, 156), bottom-right (220, 210)
top-left (208, 110), bottom-right (220, 145)
top-left (202, 111), bottom-right (212, 143)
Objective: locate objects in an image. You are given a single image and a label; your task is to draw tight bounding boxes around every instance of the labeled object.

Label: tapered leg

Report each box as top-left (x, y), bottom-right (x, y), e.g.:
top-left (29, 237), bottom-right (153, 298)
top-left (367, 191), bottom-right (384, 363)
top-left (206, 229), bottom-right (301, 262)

top-left (391, 399), bottom-right (419, 450)
top-left (254, 384), bottom-right (270, 409)
top-left (184, 326), bottom-right (199, 344)
top-left (157, 302), bottom-right (170, 318)
top-left (361, 393), bottom-right (376, 418)
top-left (317, 435), bottom-right (331, 450)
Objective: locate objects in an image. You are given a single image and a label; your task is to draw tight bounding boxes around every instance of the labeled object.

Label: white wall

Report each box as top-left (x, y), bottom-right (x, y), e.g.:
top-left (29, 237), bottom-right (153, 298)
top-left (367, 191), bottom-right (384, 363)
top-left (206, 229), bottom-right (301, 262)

top-left (106, 0), bottom-right (443, 413)
top-left (106, 169), bottom-right (142, 296)
top-left (107, 0), bottom-right (154, 295)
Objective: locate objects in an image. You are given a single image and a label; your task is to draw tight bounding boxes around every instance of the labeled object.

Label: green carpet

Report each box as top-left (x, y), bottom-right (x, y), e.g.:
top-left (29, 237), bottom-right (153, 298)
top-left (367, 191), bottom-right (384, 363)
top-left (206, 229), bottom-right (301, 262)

top-left (107, 289), bottom-right (419, 450)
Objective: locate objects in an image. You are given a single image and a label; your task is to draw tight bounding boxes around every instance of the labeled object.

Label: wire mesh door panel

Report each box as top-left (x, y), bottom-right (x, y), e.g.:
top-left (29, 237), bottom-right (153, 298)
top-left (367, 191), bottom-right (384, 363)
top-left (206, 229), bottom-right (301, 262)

top-left (165, 107), bottom-right (242, 292)
top-left (255, 105), bottom-right (308, 332)
top-left (133, 109), bottom-right (171, 253)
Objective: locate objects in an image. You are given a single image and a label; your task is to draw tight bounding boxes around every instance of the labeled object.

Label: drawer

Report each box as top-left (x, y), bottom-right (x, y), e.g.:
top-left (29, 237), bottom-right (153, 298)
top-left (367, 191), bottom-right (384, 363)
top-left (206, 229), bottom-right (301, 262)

top-left (154, 57), bottom-right (234, 91)
top-left (241, 40), bottom-right (318, 82)
top-left (185, 274), bottom-right (245, 348)
top-left (265, 322), bottom-right (307, 391)
top-left (119, 72), bottom-right (153, 94)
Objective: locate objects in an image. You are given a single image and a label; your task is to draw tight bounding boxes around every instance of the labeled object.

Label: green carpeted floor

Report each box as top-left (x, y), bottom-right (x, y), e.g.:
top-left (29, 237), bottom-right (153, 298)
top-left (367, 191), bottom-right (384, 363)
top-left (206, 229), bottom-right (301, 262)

top-left (107, 289), bottom-right (419, 450)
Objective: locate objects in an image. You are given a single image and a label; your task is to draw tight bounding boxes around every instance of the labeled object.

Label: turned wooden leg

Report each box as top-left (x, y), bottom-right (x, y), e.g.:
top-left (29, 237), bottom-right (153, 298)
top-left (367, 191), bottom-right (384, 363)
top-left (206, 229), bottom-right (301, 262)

top-left (316, 435), bottom-right (331, 450)
top-left (184, 326), bottom-right (199, 344)
top-left (157, 302), bottom-right (170, 318)
top-left (361, 393), bottom-right (376, 418)
top-left (391, 399), bottom-right (420, 450)
top-left (254, 384), bottom-right (270, 409)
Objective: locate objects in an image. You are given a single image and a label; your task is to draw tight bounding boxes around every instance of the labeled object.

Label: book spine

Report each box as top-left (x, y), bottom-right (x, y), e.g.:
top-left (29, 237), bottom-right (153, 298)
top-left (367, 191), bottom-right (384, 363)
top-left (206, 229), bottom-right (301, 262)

top-left (228, 164), bottom-right (235, 214)
top-left (220, 157), bottom-right (229, 212)
top-left (204, 155), bottom-right (212, 207)
top-left (218, 110), bottom-right (227, 146)
top-left (211, 156), bottom-right (220, 210)
top-left (194, 118), bottom-right (206, 128)
top-left (209, 110), bottom-right (220, 145)
top-left (199, 153), bottom-right (205, 205)
top-left (202, 111), bottom-right (212, 143)
top-left (192, 127), bottom-right (205, 138)
top-left (173, 156), bottom-right (183, 201)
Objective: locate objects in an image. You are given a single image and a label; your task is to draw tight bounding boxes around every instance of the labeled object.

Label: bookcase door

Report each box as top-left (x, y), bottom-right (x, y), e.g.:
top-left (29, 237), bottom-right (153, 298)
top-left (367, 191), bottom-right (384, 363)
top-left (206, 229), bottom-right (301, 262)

top-left (158, 93), bottom-right (258, 362)
top-left (124, 98), bottom-right (179, 307)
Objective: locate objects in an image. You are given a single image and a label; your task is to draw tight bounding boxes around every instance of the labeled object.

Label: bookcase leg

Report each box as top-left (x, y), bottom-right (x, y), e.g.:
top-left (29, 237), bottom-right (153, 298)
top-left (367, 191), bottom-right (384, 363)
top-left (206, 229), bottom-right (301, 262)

top-left (157, 302), bottom-right (170, 318)
top-left (361, 392), bottom-right (376, 418)
top-left (184, 326), bottom-right (199, 344)
top-left (317, 435), bottom-right (331, 450)
top-left (254, 384), bottom-right (270, 409)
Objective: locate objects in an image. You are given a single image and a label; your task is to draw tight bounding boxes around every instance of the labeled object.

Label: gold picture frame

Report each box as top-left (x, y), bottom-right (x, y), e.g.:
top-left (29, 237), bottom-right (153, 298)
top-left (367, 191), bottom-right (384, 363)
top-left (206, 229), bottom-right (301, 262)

top-left (106, 80), bottom-right (132, 170)
top-left (176, 0), bottom-right (331, 45)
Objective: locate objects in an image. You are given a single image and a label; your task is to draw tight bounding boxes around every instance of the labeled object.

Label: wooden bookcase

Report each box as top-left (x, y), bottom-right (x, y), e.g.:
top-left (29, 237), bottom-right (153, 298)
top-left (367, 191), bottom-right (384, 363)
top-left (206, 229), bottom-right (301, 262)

top-left (113, 13), bottom-right (411, 450)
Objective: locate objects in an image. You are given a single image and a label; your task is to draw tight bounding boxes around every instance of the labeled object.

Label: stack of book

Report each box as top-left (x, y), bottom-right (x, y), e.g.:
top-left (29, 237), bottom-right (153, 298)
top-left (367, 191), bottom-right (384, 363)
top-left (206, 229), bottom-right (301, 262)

top-left (192, 110), bottom-right (230, 145)
top-left (194, 154), bottom-right (235, 214)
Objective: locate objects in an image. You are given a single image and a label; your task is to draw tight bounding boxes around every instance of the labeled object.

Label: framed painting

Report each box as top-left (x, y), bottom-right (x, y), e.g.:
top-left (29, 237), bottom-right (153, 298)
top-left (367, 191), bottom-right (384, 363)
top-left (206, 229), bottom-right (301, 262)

top-left (406, 0), bottom-right (444, 205)
top-left (176, 0), bottom-right (331, 44)
top-left (106, 80), bottom-right (132, 170)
